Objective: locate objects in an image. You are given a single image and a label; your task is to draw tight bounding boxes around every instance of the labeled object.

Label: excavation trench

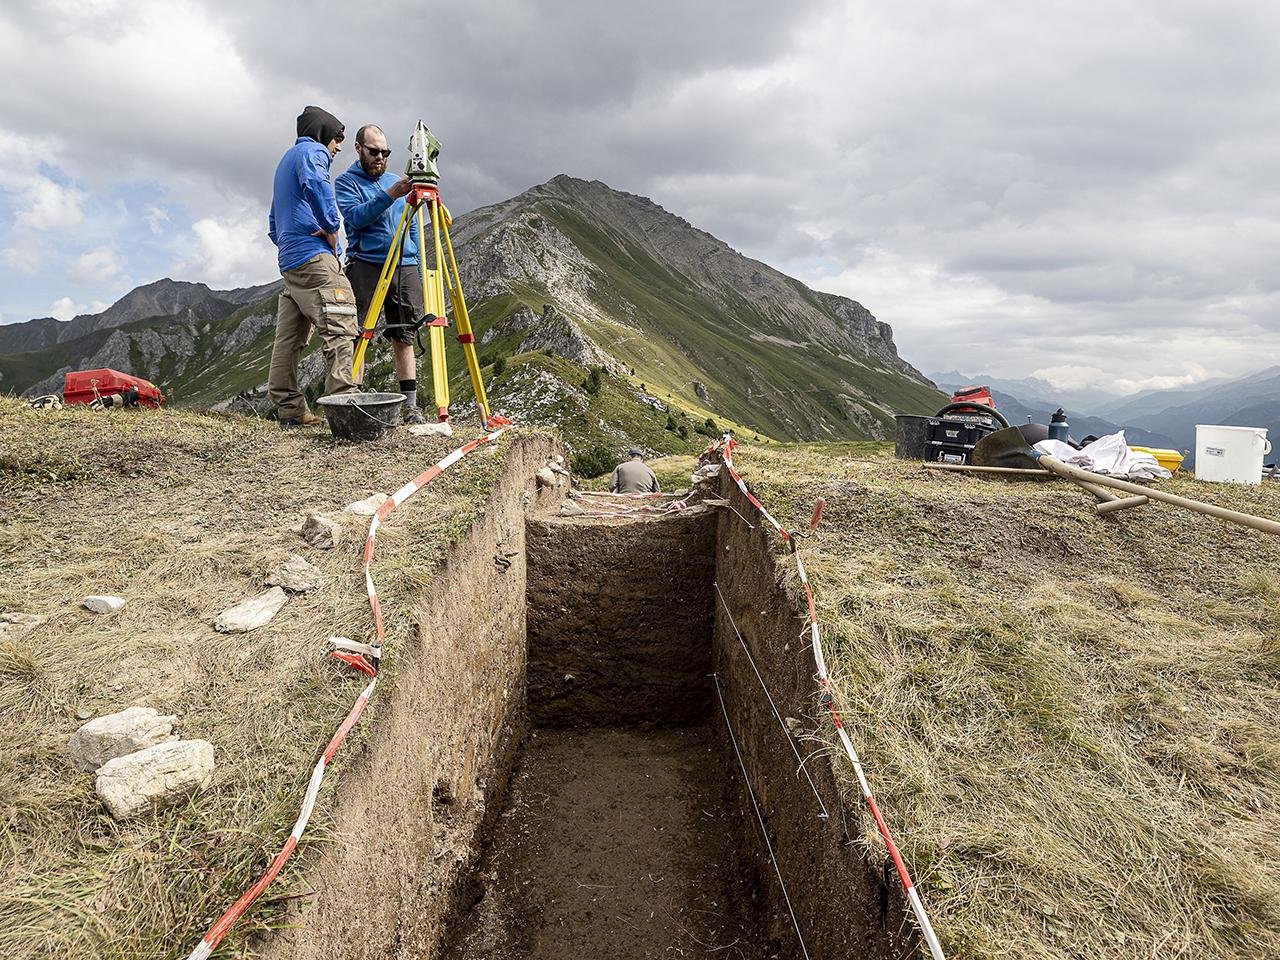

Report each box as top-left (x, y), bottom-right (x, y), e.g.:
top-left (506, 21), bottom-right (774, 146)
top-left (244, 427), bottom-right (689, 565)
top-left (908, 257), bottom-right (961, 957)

top-left (258, 445), bottom-right (918, 960)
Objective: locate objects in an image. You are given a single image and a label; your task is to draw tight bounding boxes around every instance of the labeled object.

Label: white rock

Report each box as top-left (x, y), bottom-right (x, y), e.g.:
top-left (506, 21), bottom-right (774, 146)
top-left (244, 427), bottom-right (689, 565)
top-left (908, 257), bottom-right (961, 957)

top-left (691, 463), bottom-right (722, 485)
top-left (95, 739), bottom-right (215, 820)
top-left (408, 421), bottom-right (453, 437)
top-left (68, 706), bottom-right (177, 772)
top-left (0, 612), bottom-right (46, 642)
top-left (784, 716), bottom-right (803, 736)
top-left (343, 493), bottom-right (389, 517)
top-left (264, 554), bottom-right (321, 593)
top-left (301, 513), bottom-right (343, 549)
top-left (214, 587), bottom-right (289, 633)
top-left (535, 466), bottom-right (556, 488)
top-left (83, 596), bottom-right (126, 615)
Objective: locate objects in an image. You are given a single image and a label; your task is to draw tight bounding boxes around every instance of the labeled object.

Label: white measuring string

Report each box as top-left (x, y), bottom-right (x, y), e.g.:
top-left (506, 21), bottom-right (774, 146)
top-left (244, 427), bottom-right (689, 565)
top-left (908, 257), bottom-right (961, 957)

top-left (714, 673), bottom-right (812, 960)
top-left (713, 580), bottom-right (829, 819)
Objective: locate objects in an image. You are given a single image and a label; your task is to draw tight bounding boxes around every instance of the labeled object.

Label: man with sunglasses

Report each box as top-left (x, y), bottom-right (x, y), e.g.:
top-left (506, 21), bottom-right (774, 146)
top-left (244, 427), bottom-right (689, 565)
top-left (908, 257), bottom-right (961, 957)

top-left (334, 124), bottom-right (427, 424)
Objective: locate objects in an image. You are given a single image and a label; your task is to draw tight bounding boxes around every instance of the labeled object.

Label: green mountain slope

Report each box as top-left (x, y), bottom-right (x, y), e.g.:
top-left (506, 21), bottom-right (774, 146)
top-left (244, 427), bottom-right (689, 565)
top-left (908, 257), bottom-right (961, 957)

top-left (2, 176), bottom-right (944, 449)
top-left (450, 176), bottom-right (944, 440)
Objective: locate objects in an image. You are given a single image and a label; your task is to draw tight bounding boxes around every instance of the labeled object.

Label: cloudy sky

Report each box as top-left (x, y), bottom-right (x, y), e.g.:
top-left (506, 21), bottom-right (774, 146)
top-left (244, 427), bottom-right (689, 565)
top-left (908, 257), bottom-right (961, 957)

top-left (1, 0), bottom-right (1277, 395)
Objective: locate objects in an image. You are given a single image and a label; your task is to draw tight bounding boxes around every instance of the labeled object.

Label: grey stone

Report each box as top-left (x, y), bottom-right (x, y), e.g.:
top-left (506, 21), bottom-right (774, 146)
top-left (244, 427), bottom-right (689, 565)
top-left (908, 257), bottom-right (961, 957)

top-left (264, 554), bottom-right (321, 593)
top-left (83, 595), bottom-right (126, 615)
top-left (68, 706), bottom-right (178, 772)
top-left (301, 513), bottom-right (343, 549)
top-left (535, 466), bottom-right (557, 488)
top-left (214, 587), bottom-right (289, 633)
top-left (407, 421), bottom-right (453, 438)
top-left (784, 716), bottom-right (803, 735)
top-left (343, 493), bottom-right (389, 517)
top-left (0, 612), bottom-right (46, 642)
top-left (95, 739), bottom-right (215, 820)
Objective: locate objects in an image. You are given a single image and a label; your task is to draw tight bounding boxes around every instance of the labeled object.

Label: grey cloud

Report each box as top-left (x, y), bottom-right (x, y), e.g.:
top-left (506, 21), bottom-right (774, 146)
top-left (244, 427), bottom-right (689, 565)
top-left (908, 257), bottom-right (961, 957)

top-left (2, 0), bottom-right (1279, 389)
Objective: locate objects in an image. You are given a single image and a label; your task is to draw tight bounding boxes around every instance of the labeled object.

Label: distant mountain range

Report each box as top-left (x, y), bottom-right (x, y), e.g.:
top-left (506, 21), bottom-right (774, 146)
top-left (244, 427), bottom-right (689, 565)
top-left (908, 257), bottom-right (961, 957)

top-left (0, 176), bottom-right (945, 453)
top-left (929, 374), bottom-right (1179, 449)
top-left (927, 370), bottom-right (1124, 414)
top-left (933, 366), bottom-right (1280, 460)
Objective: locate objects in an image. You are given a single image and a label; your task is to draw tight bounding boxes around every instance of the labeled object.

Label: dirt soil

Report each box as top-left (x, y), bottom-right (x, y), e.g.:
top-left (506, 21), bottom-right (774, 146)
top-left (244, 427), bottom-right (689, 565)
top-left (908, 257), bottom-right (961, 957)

top-left (442, 726), bottom-right (767, 960)
top-left (525, 513), bottom-right (717, 728)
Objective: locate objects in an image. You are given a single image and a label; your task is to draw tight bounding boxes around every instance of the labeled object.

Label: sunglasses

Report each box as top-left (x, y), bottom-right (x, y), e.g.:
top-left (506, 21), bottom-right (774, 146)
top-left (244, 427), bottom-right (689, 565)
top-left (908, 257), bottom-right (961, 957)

top-left (359, 144), bottom-right (391, 158)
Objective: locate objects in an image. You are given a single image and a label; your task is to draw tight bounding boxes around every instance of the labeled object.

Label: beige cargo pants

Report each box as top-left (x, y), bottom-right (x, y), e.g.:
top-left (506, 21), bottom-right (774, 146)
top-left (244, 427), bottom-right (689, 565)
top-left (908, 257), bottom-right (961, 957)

top-left (268, 252), bottom-right (359, 420)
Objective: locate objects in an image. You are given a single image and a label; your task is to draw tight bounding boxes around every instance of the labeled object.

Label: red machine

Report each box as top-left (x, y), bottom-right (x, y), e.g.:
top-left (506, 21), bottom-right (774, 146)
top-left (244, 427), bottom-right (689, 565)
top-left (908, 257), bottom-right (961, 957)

top-left (63, 369), bottom-right (165, 408)
top-left (947, 385), bottom-right (996, 413)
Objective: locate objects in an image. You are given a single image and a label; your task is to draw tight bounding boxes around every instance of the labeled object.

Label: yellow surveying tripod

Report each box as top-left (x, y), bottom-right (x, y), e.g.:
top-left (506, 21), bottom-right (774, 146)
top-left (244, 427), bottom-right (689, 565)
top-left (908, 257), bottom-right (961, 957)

top-left (350, 122), bottom-right (500, 428)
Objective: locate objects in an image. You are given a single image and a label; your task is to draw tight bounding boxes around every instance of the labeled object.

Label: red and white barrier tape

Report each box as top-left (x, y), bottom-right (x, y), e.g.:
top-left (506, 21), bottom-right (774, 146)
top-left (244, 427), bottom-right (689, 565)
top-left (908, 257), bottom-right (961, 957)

top-left (186, 424), bottom-right (510, 960)
top-left (715, 436), bottom-right (946, 960)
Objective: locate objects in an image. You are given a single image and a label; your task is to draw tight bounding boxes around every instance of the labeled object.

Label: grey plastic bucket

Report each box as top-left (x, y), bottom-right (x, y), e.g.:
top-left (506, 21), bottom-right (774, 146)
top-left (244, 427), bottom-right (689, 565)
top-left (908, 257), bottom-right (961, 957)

top-left (317, 392), bottom-right (405, 442)
top-left (894, 414), bottom-right (931, 460)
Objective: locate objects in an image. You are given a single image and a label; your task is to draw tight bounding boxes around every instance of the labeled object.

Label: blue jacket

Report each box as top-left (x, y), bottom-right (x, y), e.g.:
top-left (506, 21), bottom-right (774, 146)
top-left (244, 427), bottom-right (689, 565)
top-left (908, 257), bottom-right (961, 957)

top-left (334, 161), bottom-right (419, 265)
top-left (268, 138), bottom-right (343, 272)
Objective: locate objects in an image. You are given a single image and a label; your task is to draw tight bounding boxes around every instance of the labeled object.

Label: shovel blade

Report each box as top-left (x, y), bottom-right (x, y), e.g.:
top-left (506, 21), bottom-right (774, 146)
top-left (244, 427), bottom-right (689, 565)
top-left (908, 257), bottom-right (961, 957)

top-left (972, 427), bottom-right (1041, 469)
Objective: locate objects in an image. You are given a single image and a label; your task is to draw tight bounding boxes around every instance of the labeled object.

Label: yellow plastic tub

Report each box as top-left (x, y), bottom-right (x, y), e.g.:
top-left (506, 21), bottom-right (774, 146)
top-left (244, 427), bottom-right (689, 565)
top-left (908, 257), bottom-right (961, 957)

top-left (1130, 445), bottom-right (1185, 473)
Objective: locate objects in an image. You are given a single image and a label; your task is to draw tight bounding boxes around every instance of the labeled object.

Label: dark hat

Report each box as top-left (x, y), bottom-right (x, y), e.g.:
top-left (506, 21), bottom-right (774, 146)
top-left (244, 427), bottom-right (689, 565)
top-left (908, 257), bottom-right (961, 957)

top-left (297, 105), bottom-right (344, 146)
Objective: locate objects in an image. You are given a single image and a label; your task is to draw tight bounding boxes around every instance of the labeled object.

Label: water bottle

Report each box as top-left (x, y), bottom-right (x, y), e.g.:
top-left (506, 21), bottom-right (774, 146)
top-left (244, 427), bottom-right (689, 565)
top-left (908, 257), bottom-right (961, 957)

top-left (1048, 408), bottom-right (1069, 443)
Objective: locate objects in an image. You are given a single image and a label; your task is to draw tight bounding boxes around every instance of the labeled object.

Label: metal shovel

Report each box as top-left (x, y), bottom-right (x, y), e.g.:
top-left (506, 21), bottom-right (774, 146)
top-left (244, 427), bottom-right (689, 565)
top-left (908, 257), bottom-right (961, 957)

top-left (971, 427), bottom-right (1280, 537)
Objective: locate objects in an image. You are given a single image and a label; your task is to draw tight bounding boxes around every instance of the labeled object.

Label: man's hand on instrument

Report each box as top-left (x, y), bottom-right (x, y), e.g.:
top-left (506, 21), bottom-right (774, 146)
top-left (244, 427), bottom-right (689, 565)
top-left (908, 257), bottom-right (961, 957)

top-left (386, 177), bottom-right (413, 201)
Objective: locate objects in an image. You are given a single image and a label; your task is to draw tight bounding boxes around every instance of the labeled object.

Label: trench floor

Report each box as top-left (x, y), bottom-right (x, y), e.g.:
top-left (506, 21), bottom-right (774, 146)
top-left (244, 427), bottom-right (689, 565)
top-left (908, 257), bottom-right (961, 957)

top-left (442, 726), bottom-right (762, 960)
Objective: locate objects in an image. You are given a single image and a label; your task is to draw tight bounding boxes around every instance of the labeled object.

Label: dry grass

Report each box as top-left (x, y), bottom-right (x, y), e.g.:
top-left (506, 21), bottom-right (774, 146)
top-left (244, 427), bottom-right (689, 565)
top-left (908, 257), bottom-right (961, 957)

top-left (730, 443), bottom-right (1280, 960)
top-left (0, 399), bottom-right (510, 959)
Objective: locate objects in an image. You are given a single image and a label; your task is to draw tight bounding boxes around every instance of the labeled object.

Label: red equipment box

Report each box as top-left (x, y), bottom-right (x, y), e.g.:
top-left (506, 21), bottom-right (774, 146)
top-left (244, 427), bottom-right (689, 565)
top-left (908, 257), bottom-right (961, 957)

top-left (949, 384), bottom-right (996, 411)
top-left (63, 368), bottom-right (165, 408)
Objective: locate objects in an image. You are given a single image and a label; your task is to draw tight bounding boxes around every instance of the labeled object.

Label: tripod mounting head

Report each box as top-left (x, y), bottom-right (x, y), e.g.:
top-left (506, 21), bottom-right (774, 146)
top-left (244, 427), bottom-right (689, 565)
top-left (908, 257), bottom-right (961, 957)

top-left (405, 121), bottom-right (441, 184)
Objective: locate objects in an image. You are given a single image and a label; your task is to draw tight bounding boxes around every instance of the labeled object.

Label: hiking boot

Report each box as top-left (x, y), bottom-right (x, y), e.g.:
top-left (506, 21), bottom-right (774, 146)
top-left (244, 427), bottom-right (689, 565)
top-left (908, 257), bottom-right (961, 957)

top-left (279, 412), bottom-right (325, 430)
top-left (402, 404), bottom-right (427, 426)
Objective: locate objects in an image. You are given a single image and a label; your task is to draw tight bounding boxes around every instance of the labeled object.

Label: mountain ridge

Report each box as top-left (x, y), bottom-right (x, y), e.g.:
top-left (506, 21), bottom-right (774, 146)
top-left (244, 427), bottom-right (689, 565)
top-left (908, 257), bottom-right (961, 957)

top-left (1, 175), bottom-right (943, 446)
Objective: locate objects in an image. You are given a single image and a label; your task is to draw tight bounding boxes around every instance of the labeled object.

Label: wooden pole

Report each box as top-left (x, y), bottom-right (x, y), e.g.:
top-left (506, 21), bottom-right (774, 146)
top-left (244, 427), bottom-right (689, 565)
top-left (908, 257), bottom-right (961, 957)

top-left (1039, 455), bottom-right (1280, 536)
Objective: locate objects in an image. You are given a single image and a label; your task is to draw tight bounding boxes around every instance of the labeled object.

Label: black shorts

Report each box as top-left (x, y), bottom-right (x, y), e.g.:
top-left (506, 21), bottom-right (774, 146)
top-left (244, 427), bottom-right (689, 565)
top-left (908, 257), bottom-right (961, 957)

top-left (345, 258), bottom-right (425, 345)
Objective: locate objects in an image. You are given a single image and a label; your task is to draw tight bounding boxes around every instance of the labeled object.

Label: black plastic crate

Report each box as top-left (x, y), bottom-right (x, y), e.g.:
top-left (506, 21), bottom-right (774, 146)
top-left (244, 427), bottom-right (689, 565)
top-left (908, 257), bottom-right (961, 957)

top-left (924, 417), bottom-right (997, 464)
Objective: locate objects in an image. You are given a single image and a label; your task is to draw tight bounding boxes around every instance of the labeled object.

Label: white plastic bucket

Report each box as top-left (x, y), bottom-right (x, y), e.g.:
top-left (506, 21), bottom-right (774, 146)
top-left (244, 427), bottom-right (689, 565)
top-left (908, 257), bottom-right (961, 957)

top-left (1194, 424), bottom-right (1272, 485)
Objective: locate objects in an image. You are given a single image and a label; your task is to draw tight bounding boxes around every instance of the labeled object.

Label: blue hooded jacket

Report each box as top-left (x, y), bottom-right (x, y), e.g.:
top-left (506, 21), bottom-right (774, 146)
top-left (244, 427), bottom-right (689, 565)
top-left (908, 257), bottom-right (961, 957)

top-left (268, 138), bottom-right (343, 272)
top-left (334, 161), bottom-right (419, 266)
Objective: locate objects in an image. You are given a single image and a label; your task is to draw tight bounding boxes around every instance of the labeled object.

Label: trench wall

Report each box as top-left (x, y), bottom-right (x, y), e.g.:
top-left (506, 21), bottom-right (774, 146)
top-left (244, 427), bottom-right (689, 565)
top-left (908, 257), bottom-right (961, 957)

top-left (256, 434), bottom-right (559, 960)
top-left (525, 512), bottom-right (717, 727)
top-left (254, 442), bottom-right (922, 960)
top-left (712, 471), bottom-right (920, 960)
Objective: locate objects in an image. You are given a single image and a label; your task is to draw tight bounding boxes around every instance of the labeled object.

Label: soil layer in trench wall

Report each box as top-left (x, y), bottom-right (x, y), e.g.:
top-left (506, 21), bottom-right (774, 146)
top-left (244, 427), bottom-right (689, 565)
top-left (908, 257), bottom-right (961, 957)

top-left (710, 473), bottom-right (920, 960)
top-left (525, 513), bottom-right (718, 727)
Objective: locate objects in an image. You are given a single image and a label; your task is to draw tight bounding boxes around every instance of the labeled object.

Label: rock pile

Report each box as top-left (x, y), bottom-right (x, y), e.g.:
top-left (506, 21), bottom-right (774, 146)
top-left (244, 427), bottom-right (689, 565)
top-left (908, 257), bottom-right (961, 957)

top-left (68, 706), bottom-right (215, 820)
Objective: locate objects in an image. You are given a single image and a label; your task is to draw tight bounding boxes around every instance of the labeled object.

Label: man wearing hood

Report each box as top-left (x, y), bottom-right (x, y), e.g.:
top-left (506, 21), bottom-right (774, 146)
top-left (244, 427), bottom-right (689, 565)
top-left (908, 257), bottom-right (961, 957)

top-left (267, 105), bottom-right (360, 429)
top-left (334, 123), bottom-right (427, 424)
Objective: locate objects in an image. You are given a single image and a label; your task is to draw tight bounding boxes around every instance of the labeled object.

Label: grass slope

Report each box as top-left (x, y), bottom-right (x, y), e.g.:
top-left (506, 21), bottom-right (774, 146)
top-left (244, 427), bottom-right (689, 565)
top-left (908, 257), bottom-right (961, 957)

top-left (0, 399), bottom-right (510, 960)
top-left (717, 442), bottom-right (1280, 959)
top-left (534, 204), bottom-right (945, 439)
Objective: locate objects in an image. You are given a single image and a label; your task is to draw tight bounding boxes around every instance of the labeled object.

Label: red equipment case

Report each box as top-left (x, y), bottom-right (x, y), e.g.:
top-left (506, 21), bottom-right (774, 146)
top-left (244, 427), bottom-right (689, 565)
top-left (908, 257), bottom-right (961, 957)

top-left (63, 369), bottom-right (166, 408)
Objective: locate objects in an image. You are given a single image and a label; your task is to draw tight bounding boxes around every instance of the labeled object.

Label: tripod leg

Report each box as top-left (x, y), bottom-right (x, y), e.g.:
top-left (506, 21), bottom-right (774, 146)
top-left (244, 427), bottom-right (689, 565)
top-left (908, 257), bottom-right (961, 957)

top-left (352, 203), bottom-right (413, 383)
top-left (417, 205), bottom-right (450, 421)
top-left (439, 214), bottom-right (492, 426)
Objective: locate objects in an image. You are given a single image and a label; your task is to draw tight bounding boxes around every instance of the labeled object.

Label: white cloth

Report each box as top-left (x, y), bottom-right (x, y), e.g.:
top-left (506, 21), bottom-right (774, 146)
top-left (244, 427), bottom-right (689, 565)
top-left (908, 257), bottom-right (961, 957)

top-left (1034, 430), bottom-right (1172, 481)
